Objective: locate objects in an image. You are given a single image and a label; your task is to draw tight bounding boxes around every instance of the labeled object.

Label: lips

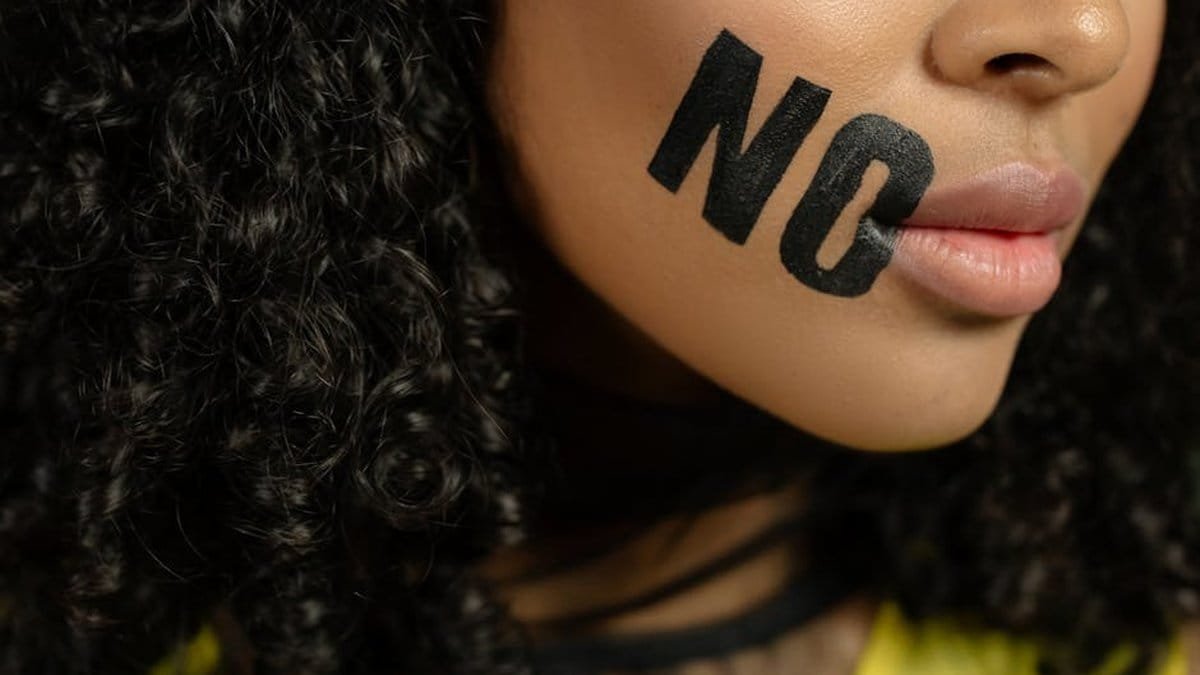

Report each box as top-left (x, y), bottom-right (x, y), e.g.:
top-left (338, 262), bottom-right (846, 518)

top-left (889, 162), bottom-right (1088, 317)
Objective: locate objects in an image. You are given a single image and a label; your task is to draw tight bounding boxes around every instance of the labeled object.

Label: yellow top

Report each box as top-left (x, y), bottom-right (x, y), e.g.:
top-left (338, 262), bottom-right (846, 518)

top-left (148, 624), bottom-right (222, 675)
top-left (150, 600), bottom-right (1189, 674)
top-left (854, 601), bottom-right (1188, 675)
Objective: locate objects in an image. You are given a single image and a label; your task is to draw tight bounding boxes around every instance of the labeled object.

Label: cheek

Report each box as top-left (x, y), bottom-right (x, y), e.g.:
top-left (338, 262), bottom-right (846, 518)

top-left (485, 4), bottom-right (1126, 451)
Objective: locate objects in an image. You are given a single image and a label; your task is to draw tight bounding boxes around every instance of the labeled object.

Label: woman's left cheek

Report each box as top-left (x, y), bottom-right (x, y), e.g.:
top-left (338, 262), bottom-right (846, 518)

top-left (645, 28), bottom-right (936, 299)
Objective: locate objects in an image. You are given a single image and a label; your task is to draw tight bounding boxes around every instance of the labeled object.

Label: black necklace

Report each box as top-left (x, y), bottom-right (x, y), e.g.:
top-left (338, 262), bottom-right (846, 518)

top-left (529, 556), bottom-right (858, 674)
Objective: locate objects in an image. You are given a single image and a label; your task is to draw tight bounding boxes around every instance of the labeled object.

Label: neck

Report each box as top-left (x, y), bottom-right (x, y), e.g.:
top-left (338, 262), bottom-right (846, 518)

top-left (479, 485), bottom-right (808, 640)
top-left (478, 234), bottom-right (811, 639)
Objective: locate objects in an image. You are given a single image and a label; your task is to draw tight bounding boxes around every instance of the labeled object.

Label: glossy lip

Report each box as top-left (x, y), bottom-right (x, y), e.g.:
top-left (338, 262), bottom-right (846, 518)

top-left (890, 162), bottom-right (1088, 317)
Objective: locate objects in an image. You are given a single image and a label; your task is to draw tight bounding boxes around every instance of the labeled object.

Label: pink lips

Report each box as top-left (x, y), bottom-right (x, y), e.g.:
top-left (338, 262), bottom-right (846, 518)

top-left (891, 162), bottom-right (1088, 317)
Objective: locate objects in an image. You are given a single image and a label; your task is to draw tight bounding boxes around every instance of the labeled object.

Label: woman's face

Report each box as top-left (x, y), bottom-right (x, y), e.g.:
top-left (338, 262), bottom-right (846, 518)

top-left (485, 0), bottom-right (1165, 451)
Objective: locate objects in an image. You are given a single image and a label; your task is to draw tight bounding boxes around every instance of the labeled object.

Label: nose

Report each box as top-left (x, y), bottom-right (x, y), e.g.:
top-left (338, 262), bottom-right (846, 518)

top-left (930, 0), bottom-right (1131, 102)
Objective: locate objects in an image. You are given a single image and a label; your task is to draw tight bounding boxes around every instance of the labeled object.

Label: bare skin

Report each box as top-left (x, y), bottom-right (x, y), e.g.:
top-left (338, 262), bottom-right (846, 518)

top-left (480, 0), bottom-right (1180, 670)
top-left (486, 0), bottom-right (1163, 450)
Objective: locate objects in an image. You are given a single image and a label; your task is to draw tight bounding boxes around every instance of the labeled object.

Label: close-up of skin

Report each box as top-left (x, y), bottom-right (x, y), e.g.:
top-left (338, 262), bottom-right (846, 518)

top-left (486, 0), bottom-right (1165, 450)
top-left (2, 0), bottom-right (1199, 674)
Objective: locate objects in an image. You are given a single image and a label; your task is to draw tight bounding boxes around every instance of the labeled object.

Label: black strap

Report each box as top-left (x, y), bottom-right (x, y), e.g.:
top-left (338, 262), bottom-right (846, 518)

top-left (528, 515), bottom-right (809, 632)
top-left (530, 564), bottom-right (858, 674)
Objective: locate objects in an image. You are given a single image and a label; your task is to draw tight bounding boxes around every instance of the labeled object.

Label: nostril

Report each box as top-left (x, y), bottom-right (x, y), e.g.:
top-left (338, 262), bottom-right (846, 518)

top-left (985, 52), bottom-right (1055, 75)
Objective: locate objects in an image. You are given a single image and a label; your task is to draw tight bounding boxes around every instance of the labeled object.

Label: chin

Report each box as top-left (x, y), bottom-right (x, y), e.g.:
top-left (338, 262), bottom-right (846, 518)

top-left (712, 332), bottom-right (1018, 453)
top-left (820, 404), bottom-right (996, 453)
top-left (772, 381), bottom-right (1005, 452)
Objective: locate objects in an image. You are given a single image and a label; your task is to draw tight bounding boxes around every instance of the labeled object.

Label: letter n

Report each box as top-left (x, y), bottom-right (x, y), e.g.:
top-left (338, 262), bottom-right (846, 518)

top-left (648, 29), bottom-right (832, 245)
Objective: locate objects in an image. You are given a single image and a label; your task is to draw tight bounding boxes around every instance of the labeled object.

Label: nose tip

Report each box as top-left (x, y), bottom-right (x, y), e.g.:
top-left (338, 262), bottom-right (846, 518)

top-left (931, 0), bottom-right (1131, 102)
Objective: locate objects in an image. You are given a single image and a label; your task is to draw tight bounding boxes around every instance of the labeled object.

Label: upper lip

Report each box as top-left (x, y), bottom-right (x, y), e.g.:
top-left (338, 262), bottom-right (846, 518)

top-left (900, 162), bottom-right (1088, 234)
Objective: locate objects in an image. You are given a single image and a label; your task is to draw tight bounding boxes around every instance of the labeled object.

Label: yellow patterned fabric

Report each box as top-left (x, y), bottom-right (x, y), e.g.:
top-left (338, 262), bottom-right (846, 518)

top-left (853, 600), bottom-right (1187, 675)
top-left (149, 601), bottom-right (1188, 674)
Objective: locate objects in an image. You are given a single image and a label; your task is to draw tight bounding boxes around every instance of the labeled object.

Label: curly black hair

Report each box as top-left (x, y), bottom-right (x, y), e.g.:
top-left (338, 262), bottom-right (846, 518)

top-left (0, 1), bottom-right (1197, 674)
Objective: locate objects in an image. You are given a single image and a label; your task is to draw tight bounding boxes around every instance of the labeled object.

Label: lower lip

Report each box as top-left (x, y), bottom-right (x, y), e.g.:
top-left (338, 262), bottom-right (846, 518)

top-left (891, 226), bottom-right (1063, 317)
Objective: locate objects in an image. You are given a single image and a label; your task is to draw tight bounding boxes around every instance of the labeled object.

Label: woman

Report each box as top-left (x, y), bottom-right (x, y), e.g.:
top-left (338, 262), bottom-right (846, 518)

top-left (1, 0), bottom-right (1197, 673)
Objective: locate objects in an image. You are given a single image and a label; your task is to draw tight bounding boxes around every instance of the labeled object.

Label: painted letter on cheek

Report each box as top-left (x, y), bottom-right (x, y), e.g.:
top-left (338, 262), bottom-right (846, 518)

top-left (780, 114), bottom-right (934, 297)
top-left (647, 29), bottom-right (831, 245)
top-left (649, 29), bottom-right (936, 298)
